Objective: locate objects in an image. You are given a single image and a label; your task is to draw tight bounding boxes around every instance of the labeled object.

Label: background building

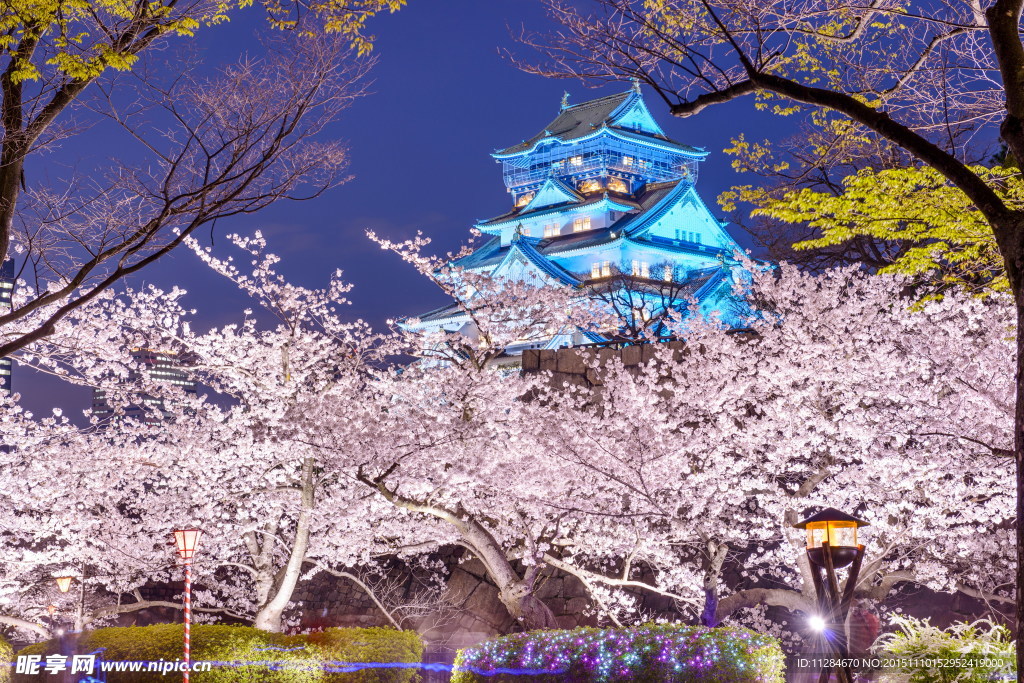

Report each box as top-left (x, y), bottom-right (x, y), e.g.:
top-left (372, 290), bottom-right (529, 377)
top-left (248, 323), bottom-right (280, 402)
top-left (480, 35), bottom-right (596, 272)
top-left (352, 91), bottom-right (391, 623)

top-left (92, 348), bottom-right (196, 424)
top-left (407, 86), bottom-right (749, 356)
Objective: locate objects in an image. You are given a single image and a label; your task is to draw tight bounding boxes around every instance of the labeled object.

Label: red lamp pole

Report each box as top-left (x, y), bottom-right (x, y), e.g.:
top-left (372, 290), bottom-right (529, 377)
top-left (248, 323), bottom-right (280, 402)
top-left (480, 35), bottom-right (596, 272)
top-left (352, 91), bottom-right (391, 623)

top-left (173, 529), bottom-right (201, 683)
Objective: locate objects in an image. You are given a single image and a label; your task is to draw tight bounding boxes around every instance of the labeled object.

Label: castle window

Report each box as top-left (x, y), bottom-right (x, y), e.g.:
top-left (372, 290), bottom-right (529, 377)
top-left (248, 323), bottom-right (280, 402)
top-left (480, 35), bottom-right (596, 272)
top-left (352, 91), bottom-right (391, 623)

top-left (663, 264), bottom-right (673, 281)
top-left (591, 262), bottom-right (601, 279)
top-left (520, 226), bottom-right (532, 237)
top-left (544, 223), bottom-right (559, 238)
top-left (601, 261), bottom-right (612, 277)
top-left (622, 156), bottom-right (634, 167)
top-left (573, 217), bottom-right (591, 232)
top-left (569, 155), bottom-right (584, 167)
top-left (631, 260), bottom-right (650, 278)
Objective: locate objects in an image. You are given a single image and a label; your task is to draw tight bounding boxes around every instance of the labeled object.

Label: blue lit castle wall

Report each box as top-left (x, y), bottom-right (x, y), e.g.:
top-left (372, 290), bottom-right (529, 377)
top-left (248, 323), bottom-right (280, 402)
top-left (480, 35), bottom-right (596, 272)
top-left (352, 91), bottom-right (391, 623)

top-left (409, 85), bottom-right (748, 356)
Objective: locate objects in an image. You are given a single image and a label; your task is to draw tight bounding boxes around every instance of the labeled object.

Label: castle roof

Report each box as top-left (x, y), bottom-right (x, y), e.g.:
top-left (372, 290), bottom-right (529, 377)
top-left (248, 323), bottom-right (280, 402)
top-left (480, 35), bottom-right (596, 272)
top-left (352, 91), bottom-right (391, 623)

top-left (410, 265), bottom-right (729, 330)
top-left (494, 89), bottom-right (703, 158)
top-left (477, 194), bottom-right (640, 230)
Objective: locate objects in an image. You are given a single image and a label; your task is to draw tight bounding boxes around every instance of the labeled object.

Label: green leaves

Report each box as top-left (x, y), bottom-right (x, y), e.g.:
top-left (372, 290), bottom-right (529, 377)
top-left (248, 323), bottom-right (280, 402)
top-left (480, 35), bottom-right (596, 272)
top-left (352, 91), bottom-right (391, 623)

top-left (0, 0), bottom-right (406, 84)
top-left (753, 165), bottom-right (1015, 296)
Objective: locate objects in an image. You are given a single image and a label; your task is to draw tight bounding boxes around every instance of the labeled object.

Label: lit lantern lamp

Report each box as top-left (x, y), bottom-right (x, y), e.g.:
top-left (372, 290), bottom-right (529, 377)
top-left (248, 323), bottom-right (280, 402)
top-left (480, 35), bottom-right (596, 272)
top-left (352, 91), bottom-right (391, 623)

top-left (173, 528), bottom-right (202, 683)
top-left (55, 576), bottom-right (74, 593)
top-left (793, 508), bottom-right (869, 683)
top-left (794, 507), bottom-right (868, 568)
top-left (173, 529), bottom-right (202, 560)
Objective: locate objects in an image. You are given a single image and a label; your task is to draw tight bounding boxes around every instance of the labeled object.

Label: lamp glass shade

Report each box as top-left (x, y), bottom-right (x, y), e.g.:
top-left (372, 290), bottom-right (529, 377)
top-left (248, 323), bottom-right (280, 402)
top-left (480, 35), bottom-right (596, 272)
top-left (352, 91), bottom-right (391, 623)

top-left (55, 576), bottom-right (74, 593)
top-left (173, 529), bottom-right (202, 560)
top-left (806, 520), bottom-right (858, 550)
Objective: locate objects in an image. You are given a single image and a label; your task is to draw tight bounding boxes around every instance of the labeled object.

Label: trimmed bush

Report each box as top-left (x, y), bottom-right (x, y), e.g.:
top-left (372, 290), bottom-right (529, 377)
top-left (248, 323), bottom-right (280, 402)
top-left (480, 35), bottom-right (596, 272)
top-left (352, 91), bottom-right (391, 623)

top-left (872, 616), bottom-right (1015, 682)
top-left (306, 628), bottom-right (423, 683)
top-left (451, 624), bottom-right (784, 682)
top-left (0, 632), bottom-right (12, 683)
top-left (13, 624), bottom-right (422, 683)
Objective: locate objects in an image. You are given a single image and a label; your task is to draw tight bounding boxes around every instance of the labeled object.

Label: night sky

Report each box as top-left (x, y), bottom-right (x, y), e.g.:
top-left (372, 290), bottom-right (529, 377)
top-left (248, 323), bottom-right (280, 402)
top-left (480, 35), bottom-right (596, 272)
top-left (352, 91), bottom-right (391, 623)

top-left (19, 0), bottom-right (793, 417)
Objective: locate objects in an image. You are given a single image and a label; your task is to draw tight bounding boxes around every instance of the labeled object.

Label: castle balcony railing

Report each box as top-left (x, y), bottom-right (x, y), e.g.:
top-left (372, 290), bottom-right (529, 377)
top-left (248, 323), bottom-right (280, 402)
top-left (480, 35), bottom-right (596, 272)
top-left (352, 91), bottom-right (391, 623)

top-left (500, 139), bottom-right (700, 192)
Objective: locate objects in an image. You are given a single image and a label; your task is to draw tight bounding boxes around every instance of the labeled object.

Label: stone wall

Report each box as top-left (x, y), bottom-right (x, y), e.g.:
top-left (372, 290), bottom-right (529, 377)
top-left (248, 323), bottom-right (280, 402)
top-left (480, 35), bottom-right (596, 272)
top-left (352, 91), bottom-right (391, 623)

top-left (520, 341), bottom-right (686, 389)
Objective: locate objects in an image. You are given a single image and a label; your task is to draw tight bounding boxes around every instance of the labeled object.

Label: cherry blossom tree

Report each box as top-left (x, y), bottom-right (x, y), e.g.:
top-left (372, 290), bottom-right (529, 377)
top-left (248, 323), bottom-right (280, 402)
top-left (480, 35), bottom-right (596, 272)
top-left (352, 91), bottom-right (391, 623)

top-left (523, 0), bottom-right (1024, 660)
top-left (0, 28), bottom-right (372, 359)
top-left (528, 262), bottom-right (1013, 640)
top-left (0, 233), bottom-right (429, 635)
top-left (1, 229), bottom-right (1014, 648)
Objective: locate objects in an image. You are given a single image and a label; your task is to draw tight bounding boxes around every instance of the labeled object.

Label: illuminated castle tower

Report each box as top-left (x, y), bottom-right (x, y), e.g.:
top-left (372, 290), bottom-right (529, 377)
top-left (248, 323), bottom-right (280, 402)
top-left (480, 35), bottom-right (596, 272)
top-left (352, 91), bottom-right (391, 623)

top-left (409, 85), bottom-right (747, 357)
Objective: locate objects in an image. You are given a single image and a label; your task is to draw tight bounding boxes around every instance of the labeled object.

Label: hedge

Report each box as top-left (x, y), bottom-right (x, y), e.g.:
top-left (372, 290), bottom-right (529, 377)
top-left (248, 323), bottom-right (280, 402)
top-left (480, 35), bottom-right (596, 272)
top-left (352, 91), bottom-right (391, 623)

top-left (13, 624), bottom-right (422, 683)
top-left (0, 632), bottom-right (11, 683)
top-left (451, 624), bottom-right (784, 683)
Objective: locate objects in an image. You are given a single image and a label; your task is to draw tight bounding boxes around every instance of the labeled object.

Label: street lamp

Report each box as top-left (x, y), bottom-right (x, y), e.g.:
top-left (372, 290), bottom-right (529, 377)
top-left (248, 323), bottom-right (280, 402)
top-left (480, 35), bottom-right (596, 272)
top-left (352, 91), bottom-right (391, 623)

top-left (794, 508), bottom-right (869, 683)
top-left (797, 507), bottom-right (867, 569)
top-left (173, 529), bottom-right (202, 683)
top-left (53, 571), bottom-right (86, 631)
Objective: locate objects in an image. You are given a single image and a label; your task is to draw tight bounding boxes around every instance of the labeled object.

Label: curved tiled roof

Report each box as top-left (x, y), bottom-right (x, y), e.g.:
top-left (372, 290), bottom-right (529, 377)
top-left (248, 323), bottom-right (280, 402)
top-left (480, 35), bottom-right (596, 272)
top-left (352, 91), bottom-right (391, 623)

top-left (477, 194), bottom-right (638, 230)
top-left (507, 235), bottom-right (582, 287)
top-left (495, 91), bottom-right (700, 157)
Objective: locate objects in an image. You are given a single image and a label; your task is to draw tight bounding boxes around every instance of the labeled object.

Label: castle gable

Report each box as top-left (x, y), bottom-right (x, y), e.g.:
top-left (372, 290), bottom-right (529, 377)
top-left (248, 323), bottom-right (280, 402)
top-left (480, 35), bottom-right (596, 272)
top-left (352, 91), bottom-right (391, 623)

top-left (522, 178), bottom-right (583, 211)
top-left (608, 94), bottom-right (665, 137)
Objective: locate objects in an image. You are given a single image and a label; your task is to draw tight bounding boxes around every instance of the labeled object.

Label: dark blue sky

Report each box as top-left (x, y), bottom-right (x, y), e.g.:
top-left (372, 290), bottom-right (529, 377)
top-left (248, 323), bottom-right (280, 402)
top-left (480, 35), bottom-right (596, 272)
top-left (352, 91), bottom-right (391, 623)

top-left (21, 0), bottom-right (792, 417)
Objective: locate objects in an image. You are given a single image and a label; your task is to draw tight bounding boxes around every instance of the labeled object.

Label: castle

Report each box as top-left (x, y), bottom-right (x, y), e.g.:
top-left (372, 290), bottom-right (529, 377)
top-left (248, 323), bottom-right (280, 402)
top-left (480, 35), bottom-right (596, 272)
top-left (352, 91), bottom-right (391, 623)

top-left (408, 85), bottom-right (747, 356)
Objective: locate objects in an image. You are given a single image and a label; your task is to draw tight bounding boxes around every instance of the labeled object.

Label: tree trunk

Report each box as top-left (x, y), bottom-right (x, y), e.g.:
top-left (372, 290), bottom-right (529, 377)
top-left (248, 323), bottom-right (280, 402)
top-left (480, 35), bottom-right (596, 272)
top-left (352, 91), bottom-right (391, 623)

top-left (498, 580), bottom-right (559, 631)
top-left (700, 541), bottom-right (729, 627)
top-left (357, 469), bottom-right (558, 632)
top-left (253, 457), bottom-right (315, 632)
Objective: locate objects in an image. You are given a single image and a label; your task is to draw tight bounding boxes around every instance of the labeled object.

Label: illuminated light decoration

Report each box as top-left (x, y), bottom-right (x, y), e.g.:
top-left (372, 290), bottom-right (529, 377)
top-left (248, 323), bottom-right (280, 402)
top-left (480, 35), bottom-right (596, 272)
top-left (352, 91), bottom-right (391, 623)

top-left (577, 179), bottom-right (603, 194)
top-left (76, 659), bottom-right (563, 676)
top-left (515, 192), bottom-right (534, 207)
top-left (55, 576), bottom-right (74, 593)
top-left (453, 625), bottom-right (784, 681)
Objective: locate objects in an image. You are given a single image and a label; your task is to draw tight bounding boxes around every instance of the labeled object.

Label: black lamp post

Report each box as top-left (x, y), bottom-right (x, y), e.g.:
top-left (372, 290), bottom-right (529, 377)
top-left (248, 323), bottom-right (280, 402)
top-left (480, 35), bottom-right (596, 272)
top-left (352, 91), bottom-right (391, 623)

top-left (794, 507), bottom-right (869, 683)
